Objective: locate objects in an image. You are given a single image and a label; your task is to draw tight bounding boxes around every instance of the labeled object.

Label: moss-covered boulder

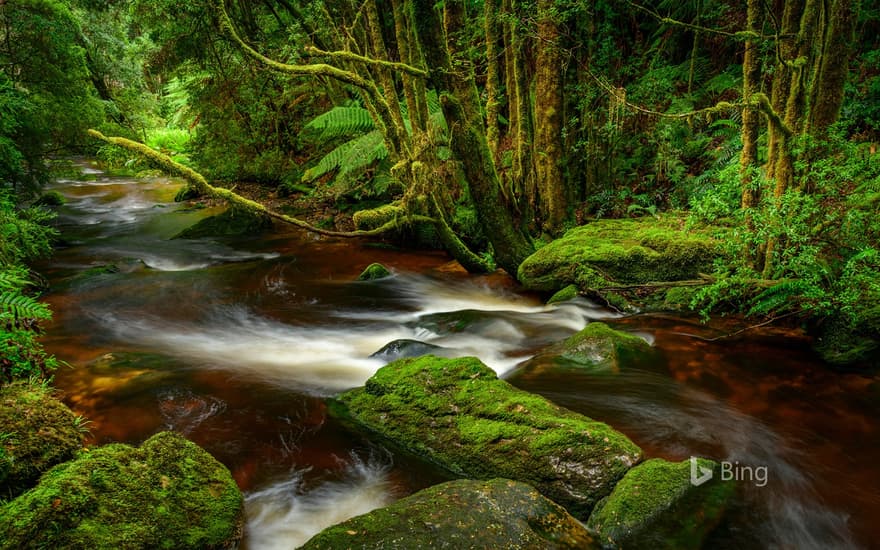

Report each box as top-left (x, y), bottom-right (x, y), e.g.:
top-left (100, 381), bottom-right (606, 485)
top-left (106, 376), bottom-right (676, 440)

top-left (587, 458), bottom-right (734, 549)
top-left (0, 431), bottom-right (244, 549)
top-left (518, 216), bottom-right (719, 296)
top-left (547, 322), bottom-right (654, 372)
top-left (357, 262), bottom-right (392, 281)
top-left (548, 284), bottom-right (580, 304)
top-left (331, 356), bottom-right (643, 519)
top-left (34, 191), bottom-right (66, 207)
top-left (301, 478), bottom-right (599, 549)
top-left (0, 382), bottom-right (85, 499)
top-left (173, 206), bottom-right (273, 239)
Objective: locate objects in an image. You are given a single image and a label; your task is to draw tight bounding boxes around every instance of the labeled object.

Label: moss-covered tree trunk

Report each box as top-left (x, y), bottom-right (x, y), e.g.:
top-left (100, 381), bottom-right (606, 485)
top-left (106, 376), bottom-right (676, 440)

top-left (808, 0), bottom-right (854, 134)
top-left (533, 0), bottom-right (567, 234)
top-left (411, 0), bottom-right (534, 275)
top-left (484, 0), bottom-right (502, 156)
top-left (740, 0), bottom-right (762, 210)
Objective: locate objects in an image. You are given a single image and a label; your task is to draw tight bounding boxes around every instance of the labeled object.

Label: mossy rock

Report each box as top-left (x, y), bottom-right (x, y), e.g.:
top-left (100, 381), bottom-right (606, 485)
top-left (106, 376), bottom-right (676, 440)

top-left (586, 458), bottom-right (734, 549)
top-left (517, 215), bottom-right (720, 293)
top-left (548, 284), bottom-right (580, 305)
top-left (331, 356), bottom-right (643, 519)
top-left (0, 382), bottom-right (85, 499)
top-left (357, 263), bottom-right (392, 281)
top-left (813, 308), bottom-right (880, 368)
top-left (173, 207), bottom-right (273, 239)
top-left (33, 191), bottom-right (66, 207)
top-left (301, 478), bottom-right (599, 549)
top-left (174, 185), bottom-right (201, 202)
top-left (551, 322), bottom-right (654, 372)
top-left (0, 431), bottom-right (244, 549)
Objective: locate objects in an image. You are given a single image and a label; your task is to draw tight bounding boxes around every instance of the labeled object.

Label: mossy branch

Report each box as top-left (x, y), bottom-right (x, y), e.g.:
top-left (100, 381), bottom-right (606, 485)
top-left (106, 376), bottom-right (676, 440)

top-left (87, 130), bottom-right (435, 239)
top-left (749, 92), bottom-right (792, 137)
top-left (626, 0), bottom-right (760, 40)
top-left (304, 46), bottom-right (428, 77)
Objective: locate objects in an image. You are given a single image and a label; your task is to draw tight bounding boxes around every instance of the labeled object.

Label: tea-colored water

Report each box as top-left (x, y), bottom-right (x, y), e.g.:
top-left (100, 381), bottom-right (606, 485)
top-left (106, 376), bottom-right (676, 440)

top-left (38, 164), bottom-right (879, 548)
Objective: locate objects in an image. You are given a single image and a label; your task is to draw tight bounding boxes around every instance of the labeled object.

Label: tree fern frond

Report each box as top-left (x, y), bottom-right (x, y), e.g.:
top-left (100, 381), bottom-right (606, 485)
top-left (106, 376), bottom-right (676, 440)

top-left (303, 106), bottom-right (375, 141)
top-left (302, 130), bottom-right (387, 183)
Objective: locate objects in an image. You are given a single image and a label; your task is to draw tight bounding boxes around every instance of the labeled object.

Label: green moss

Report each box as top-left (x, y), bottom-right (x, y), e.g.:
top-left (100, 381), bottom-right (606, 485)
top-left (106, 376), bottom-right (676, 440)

top-left (357, 263), bottom-right (392, 281)
top-left (352, 204), bottom-right (405, 230)
top-left (518, 215), bottom-right (720, 293)
top-left (0, 432), bottom-right (243, 549)
top-left (174, 186), bottom-right (201, 203)
top-left (332, 355), bottom-right (643, 519)
top-left (173, 207), bottom-right (273, 239)
top-left (0, 382), bottom-right (85, 499)
top-left (548, 284), bottom-right (579, 304)
top-left (587, 458), bottom-right (734, 549)
top-left (300, 478), bottom-right (599, 549)
top-left (34, 191), bottom-right (66, 207)
top-left (553, 322), bottom-right (654, 372)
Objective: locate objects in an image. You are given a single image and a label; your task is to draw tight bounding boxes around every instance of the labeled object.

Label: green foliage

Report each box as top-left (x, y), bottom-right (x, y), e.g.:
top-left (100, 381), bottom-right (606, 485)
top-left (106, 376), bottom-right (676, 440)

top-left (0, 191), bottom-right (59, 383)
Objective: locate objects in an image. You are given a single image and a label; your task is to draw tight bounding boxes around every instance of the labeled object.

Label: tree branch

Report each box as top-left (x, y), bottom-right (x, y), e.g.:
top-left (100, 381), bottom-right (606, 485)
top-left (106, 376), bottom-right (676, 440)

top-left (304, 46), bottom-right (428, 77)
top-left (87, 130), bottom-right (435, 239)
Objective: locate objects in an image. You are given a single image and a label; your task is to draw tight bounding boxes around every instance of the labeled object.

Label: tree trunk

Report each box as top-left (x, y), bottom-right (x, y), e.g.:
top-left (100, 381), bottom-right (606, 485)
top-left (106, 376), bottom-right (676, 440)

top-left (411, 0), bottom-right (534, 275)
top-left (740, 0), bottom-right (762, 210)
top-left (808, 0), bottom-right (853, 134)
top-left (533, 0), bottom-right (567, 233)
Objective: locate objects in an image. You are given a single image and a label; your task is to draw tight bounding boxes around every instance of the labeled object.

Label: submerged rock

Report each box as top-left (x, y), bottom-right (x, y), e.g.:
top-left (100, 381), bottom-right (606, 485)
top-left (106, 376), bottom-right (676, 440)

top-left (587, 458), bottom-right (734, 549)
top-left (0, 382), bottom-right (85, 499)
top-left (370, 339), bottom-right (449, 362)
top-left (548, 322), bottom-right (654, 372)
top-left (331, 355), bottom-right (643, 519)
top-left (357, 262), bottom-right (392, 281)
top-left (517, 216), bottom-right (719, 303)
top-left (173, 206), bottom-right (273, 239)
top-left (301, 478), bottom-right (599, 549)
top-left (0, 431), bottom-right (244, 549)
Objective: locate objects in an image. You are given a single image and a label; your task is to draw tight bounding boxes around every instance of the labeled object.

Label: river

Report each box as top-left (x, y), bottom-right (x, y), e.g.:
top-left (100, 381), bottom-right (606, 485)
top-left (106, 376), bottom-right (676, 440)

top-left (36, 163), bottom-right (879, 548)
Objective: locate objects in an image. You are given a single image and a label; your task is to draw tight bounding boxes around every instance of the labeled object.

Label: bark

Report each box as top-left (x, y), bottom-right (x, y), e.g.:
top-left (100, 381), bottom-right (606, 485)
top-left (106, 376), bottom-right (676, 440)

top-left (411, 0), bottom-right (534, 275)
top-left (484, 0), bottom-right (502, 155)
top-left (808, 0), bottom-right (853, 134)
top-left (533, 0), bottom-right (567, 233)
top-left (740, 0), bottom-right (762, 210)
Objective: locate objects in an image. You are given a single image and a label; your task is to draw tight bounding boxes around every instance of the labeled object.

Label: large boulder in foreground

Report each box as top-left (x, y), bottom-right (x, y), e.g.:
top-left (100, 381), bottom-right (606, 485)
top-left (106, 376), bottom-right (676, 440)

top-left (301, 478), bottom-right (599, 549)
top-left (0, 431), bottom-right (243, 550)
top-left (331, 356), bottom-right (643, 519)
top-left (0, 382), bottom-right (85, 499)
top-left (518, 216), bottom-right (718, 295)
top-left (587, 458), bottom-right (734, 549)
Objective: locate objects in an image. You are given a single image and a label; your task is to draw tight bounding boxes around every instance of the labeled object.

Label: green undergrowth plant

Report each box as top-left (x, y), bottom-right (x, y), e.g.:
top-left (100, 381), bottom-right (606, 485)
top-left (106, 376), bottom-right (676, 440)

top-left (0, 191), bottom-right (61, 382)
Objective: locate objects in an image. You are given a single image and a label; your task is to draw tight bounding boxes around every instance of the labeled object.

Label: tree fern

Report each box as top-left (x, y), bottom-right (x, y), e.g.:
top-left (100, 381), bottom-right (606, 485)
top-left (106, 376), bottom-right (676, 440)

top-left (0, 291), bottom-right (51, 323)
top-left (748, 280), bottom-right (812, 316)
top-left (303, 106), bottom-right (376, 141)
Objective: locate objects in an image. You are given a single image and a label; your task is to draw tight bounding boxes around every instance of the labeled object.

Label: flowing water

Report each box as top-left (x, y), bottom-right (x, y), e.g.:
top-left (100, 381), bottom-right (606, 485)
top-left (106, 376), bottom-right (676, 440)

top-left (36, 163), bottom-right (880, 549)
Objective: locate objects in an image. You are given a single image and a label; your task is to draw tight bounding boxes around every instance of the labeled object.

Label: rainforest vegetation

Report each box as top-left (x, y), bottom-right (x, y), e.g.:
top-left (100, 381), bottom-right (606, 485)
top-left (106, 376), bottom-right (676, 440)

top-left (1, 0), bottom-right (879, 546)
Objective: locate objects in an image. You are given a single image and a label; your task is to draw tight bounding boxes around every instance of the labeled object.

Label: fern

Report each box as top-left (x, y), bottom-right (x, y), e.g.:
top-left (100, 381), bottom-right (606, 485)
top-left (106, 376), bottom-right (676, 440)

top-left (0, 291), bottom-right (51, 323)
top-left (747, 280), bottom-right (812, 316)
top-left (303, 106), bottom-right (376, 141)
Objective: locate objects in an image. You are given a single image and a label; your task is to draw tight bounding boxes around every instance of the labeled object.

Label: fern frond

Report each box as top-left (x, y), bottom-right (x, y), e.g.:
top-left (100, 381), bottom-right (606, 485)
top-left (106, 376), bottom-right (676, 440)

top-left (748, 280), bottom-right (811, 316)
top-left (303, 106), bottom-right (375, 141)
top-left (0, 291), bottom-right (51, 322)
top-left (302, 130), bottom-right (387, 183)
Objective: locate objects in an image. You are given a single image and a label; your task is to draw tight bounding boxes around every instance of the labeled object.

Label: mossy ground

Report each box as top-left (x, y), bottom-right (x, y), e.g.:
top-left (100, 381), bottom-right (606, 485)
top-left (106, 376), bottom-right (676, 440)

top-left (0, 431), bottom-right (243, 550)
top-left (0, 381), bottom-right (85, 499)
top-left (301, 478), bottom-right (599, 549)
top-left (331, 355), bottom-right (643, 519)
top-left (518, 215), bottom-right (720, 310)
top-left (587, 458), bottom-right (734, 549)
